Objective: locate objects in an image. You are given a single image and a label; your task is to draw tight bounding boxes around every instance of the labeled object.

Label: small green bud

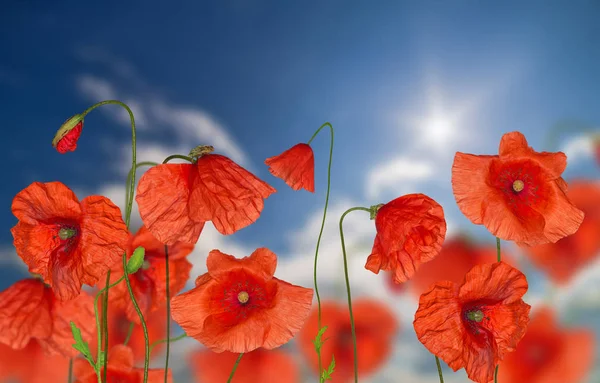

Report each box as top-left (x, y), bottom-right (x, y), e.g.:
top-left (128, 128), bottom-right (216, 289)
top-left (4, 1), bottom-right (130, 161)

top-left (126, 246), bottom-right (146, 274)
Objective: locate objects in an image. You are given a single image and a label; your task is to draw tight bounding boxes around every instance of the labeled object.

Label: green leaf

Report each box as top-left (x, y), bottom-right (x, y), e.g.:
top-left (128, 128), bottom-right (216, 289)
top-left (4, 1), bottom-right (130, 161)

top-left (126, 246), bottom-right (146, 274)
top-left (321, 355), bottom-right (336, 381)
top-left (70, 321), bottom-right (96, 371)
top-left (313, 326), bottom-right (328, 352)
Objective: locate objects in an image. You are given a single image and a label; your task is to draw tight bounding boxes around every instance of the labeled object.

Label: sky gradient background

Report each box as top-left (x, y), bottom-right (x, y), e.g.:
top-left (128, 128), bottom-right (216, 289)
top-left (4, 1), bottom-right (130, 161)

top-left (1, 1), bottom-right (600, 382)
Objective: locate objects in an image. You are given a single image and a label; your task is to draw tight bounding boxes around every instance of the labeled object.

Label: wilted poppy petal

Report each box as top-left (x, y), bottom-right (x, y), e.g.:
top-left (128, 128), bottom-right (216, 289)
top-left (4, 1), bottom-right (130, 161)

top-left (0, 279), bottom-right (52, 349)
top-left (11, 182), bottom-right (81, 223)
top-left (265, 143), bottom-right (315, 192)
top-left (207, 248), bottom-right (277, 281)
top-left (136, 163), bottom-right (205, 245)
top-left (189, 154), bottom-right (276, 235)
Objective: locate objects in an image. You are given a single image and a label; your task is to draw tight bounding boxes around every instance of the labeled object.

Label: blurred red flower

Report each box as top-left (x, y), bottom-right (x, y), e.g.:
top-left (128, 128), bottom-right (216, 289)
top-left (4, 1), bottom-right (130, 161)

top-left (409, 235), bottom-right (516, 297)
top-left (414, 262), bottom-right (531, 383)
top-left (0, 340), bottom-right (70, 383)
top-left (136, 148), bottom-right (276, 245)
top-left (107, 225), bottom-right (193, 322)
top-left (498, 307), bottom-right (594, 383)
top-left (74, 345), bottom-right (171, 383)
top-left (190, 348), bottom-right (299, 383)
top-left (298, 299), bottom-right (398, 383)
top-left (171, 248), bottom-right (313, 353)
top-left (366, 193), bottom-right (447, 284)
top-left (0, 278), bottom-right (95, 357)
top-left (91, 305), bottom-right (167, 363)
top-left (265, 143), bottom-right (315, 192)
top-left (524, 181), bottom-right (600, 284)
top-left (11, 182), bottom-right (129, 301)
top-left (452, 131), bottom-right (584, 246)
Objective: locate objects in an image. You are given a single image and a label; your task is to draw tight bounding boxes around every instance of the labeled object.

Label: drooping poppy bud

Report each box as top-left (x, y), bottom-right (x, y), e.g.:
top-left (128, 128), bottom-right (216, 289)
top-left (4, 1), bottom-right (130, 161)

top-left (52, 114), bottom-right (84, 154)
top-left (126, 247), bottom-right (145, 274)
top-left (265, 143), bottom-right (315, 192)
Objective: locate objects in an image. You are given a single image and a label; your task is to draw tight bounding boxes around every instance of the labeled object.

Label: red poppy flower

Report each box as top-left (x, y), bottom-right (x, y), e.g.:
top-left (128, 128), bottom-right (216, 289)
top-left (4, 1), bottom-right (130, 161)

top-left (524, 181), bottom-right (600, 284)
top-left (409, 235), bottom-right (516, 297)
top-left (136, 148), bottom-right (276, 245)
top-left (11, 182), bottom-right (129, 301)
top-left (171, 248), bottom-right (314, 353)
top-left (365, 193), bottom-right (447, 284)
top-left (452, 131), bottom-right (584, 246)
top-left (107, 225), bottom-right (193, 322)
top-left (190, 348), bottom-right (300, 383)
top-left (298, 299), bottom-right (398, 383)
top-left (92, 305), bottom-right (167, 363)
top-left (0, 340), bottom-right (70, 383)
top-left (498, 307), bottom-right (594, 383)
top-left (52, 115), bottom-right (84, 154)
top-left (0, 278), bottom-right (95, 357)
top-left (414, 262), bottom-right (531, 383)
top-left (265, 143), bottom-right (315, 192)
top-left (73, 345), bottom-right (172, 383)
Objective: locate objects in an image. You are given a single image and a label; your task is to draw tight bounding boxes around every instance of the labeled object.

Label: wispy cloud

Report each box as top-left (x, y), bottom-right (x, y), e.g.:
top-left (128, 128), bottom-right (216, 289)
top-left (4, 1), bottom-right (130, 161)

top-left (365, 157), bottom-right (436, 200)
top-left (561, 134), bottom-right (596, 165)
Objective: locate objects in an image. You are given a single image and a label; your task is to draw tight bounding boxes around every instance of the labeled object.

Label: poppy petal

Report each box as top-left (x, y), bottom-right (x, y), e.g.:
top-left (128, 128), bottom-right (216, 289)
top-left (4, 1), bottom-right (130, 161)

top-left (131, 226), bottom-right (194, 261)
top-left (207, 248), bottom-right (277, 281)
top-left (0, 279), bottom-right (52, 349)
top-left (189, 154), bottom-right (276, 235)
top-left (136, 163), bottom-right (205, 245)
top-left (265, 143), bottom-right (315, 192)
top-left (11, 182), bottom-right (81, 223)
top-left (451, 153), bottom-right (495, 225)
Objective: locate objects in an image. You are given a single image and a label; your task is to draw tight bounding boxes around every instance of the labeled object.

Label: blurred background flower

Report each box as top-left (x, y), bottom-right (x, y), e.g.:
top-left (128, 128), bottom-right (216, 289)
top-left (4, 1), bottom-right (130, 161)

top-left (1, 1), bottom-right (599, 382)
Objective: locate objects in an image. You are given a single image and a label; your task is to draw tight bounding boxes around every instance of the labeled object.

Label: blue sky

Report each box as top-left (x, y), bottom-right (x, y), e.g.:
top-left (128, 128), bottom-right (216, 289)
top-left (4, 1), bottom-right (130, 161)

top-left (2, 1), bottom-right (600, 382)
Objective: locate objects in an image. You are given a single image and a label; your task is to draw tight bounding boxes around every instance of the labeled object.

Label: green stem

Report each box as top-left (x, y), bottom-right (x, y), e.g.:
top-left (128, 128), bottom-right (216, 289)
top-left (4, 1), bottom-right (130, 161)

top-left (164, 245), bottom-right (171, 383)
top-left (102, 272), bottom-right (111, 381)
top-left (435, 356), bottom-right (444, 383)
top-left (494, 365), bottom-right (499, 383)
top-left (226, 353), bottom-right (244, 383)
top-left (339, 206), bottom-right (371, 383)
top-left (162, 154), bottom-right (194, 164)
top-left (496, 237), bottom-right (501, 262)
top-left (149, 333), bottom-right (187, 356)
top-left (68, 358), bottom-right (73, 383)
top-left (123, 322), bottom-right (135, 346)
top-left (308, 122), bottom-right (334, 378)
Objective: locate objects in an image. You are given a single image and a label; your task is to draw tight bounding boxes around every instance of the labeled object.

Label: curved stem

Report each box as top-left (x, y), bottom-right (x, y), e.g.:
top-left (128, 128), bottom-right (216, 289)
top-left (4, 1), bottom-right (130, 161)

top-left (309, 122), bottom-right (334, 377)
top-left (227, 353), bottom-right (244, 383)
top-left (494, 364), bottom-right (499, 383)
top-left (164, 245), bottom-right (171, 383)
top-left (435, 356), bottom-right (444, 383)
top-left (163, 154), bottom-right (194, 164)
top-left (496, 237), bottom-right (501, 262)
top-left (123, 322), bottom-right (135, 346)
top-left (339, 206), bottom-right (371, 383)
top-left (149, 333), bottom-right (187, 356)
top-left (68, 358), bottom-right (73, 383)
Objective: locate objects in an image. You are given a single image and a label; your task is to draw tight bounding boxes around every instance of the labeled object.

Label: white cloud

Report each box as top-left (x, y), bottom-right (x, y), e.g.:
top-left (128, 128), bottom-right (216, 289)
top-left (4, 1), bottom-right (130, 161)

top-left (561, 134), bottom-right (595, 164)
top-left (366, 157), bottom-right (436, 199)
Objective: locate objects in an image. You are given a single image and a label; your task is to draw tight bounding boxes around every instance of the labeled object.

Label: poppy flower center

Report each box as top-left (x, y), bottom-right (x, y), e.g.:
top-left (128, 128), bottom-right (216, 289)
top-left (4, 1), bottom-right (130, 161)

top-left (466, 310), bottom-right (484, 322)
top-left (58, 226), bottom-right (77, 240)
top-left (237, 291), bottom-right (249, 304)
top-left (512, 179), bottom-right (525, 192)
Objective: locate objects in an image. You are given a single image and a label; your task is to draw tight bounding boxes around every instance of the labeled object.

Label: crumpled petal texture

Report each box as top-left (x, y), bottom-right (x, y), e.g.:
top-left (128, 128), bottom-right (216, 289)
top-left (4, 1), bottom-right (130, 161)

top-left (452, 131), bottom-right (584, 246)
top-left (11, 182), bottom-right (129, 301)
top-left (136, 154), bottom-right (275, 245)
top-left (171, 248), bottom-right (313, 353)
top-left (365, 193), bottom-right (447, 284)
top-left (265, 143), bottom-right (315, 192)
top-left (55, 121), bottom-right (83, 154)
top-left (108, 226), bottom-right (193, 323)
top-left (524, 180), bottom-right (600, 284)
top-left (414, 262), bottom-right (531, 383)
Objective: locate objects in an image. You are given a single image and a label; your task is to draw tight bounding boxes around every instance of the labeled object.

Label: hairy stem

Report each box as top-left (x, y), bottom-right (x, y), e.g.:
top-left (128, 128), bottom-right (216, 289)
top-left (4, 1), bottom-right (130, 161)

top-left (339, 206), bottom-right (371, 383)
top-left (435, 356), bottom-right (444, 383)
top-left (227, 353), bottom-right (244, 383)
top-left (308, 122), bottom-right (334, 377)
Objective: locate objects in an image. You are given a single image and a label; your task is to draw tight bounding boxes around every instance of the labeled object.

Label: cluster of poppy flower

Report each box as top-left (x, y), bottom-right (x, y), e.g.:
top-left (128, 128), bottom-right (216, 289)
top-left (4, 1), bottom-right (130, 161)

top-left (0, 99), bottom-right (597, 383)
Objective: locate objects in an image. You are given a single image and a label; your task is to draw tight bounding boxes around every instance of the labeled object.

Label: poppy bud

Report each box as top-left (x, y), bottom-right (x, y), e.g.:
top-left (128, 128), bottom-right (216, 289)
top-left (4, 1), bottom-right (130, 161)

top-left (189, 145), bottom-right (215, 159)
top-left (369, 203), bottom-right (384, 220)
top-left (126, 246), bottom-right (145, 274)
top-left (52, 114), bottom-right (84, 154)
